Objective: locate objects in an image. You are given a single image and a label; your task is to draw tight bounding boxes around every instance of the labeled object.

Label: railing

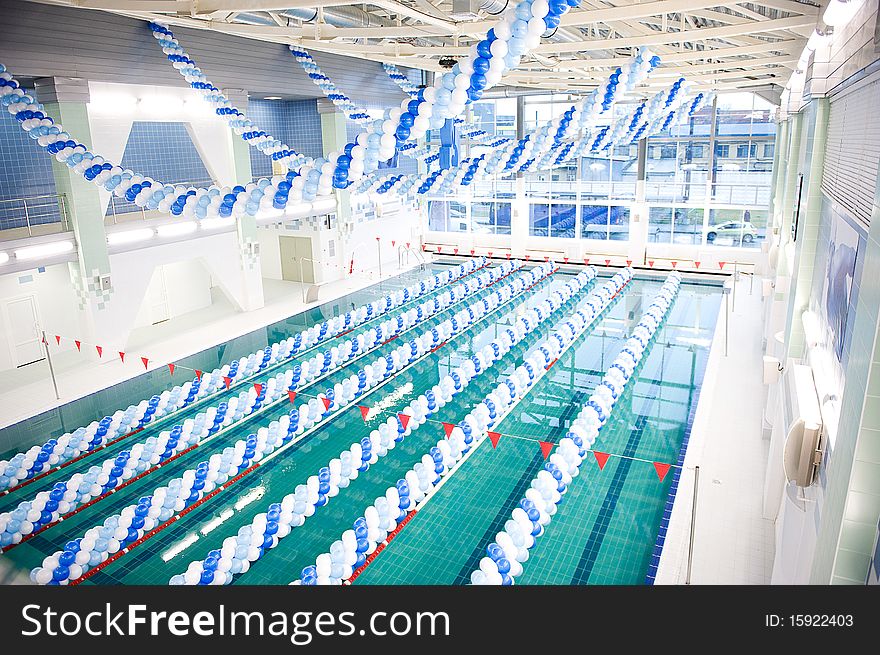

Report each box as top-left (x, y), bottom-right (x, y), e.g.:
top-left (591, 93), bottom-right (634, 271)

top-left (105, 179), bottom-right (217, 224)
top-left (0, 194), bottom-right (71, 236)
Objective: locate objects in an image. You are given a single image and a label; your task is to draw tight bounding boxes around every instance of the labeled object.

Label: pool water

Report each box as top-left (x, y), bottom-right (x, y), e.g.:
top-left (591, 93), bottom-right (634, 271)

top-left (0, 264), bottom-right (721, 585)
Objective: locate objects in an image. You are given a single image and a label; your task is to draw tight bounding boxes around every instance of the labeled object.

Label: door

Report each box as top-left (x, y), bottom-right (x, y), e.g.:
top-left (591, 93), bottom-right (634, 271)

top-left (148, 266), bottom-right (171, 324)
top-left (6, 295), bottom-right (44, 367)
top-left (280, 236), bottom-right (315, 284)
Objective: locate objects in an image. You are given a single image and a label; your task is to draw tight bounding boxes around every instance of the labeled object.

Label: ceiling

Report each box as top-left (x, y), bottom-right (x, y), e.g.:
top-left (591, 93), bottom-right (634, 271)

top-left (29, 0), bottom-right (822, 99)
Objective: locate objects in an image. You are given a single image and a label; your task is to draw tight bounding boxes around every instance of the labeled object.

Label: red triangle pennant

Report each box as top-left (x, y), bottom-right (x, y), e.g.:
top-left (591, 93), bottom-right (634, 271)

top-left (653, 462), bottom-right (671, 482)
top-left (563, 257), bottom-right (569, 264)
top-left (195, 369), bottom-right (203, 380)
top-left (544, 255), bottom-right (549, 262)
top-left (671, 261), bottom-right (678, 268)
top-left (694, 261), bottom-right (701, 268)
top-left (442, 422), bottom-right (455, 438)
top-left (254, 383), bottom-right (263, 396)
top-left (398, 413), bottom-right (410, 430)
top-left (168, 363), bottom-right (175, 376)
top-left (223, 376), bottom-right (232, 389)
top-left (74, 340), bottom-right (81, 351)
top-left (505, 253), bottom-right (511, 259)
top-left (118, 351), bottom-right (126, 363)
top-left (405, 242), bottom-right (410, 249)
top-left (488, 431), bottom-right (501, 448)
top-left (391, 240), bottom-right (396, 247)
top-left (626, 260), bottom-right (632, 267)
top-left (470, 249), bottom-right (475, 255)
top-left (453, 248), bottom-right (459, 255)
top-left (55, 335), bottom-right (61, 345)
top-left (96, 345), bottom-right (103, 358)
top-left (321, 396), bottom-right (331, 411)
top-left (359, 405), bottom-right (370, 421)
top-left (141, 356), bottom-right (149, 370)
top-left (488, 251), bottom-right (493, 257)
top-left (593, 451), bottom-right (610, 470)
top-left (718, 261), bottom-right (726, 270)
top-left (583, 258), bottom-right (590, 265)
top-left (437, 246), bottom-right (443, 252)
top-left (375, 236), bottom-right (380, 241)
top-left (287, 390), bottom-right (297, 403)
top-left (422, 244), bottom-right (427, 251)
top-left (538, 441), bottom-right (554, 459)
top-left (648, 260), bottom-right (655, 268)
top-left (524, 254), bottom-right (531, 261)
top-left (604, 259), bottom-right (611, 266)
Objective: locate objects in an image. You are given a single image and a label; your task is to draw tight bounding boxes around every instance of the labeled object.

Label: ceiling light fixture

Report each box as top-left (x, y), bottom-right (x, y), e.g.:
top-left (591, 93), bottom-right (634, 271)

top-left (263, 96), bottom-right (282, 100)
top-left (14, 241), bottom-right (75, 260)
top-left (157, 221), bottom-right (197, 237)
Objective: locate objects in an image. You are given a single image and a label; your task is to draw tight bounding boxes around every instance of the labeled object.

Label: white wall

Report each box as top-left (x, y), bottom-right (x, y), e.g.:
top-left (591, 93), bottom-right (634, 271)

top-left (0, 264), bottom-right (82, 372)
top-left (131, 259), bottom-right (213, 330)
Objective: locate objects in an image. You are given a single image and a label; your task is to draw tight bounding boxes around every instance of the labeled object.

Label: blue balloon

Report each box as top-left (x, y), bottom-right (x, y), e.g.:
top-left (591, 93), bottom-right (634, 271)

top-left (472, 57), bottom-right (490, 75)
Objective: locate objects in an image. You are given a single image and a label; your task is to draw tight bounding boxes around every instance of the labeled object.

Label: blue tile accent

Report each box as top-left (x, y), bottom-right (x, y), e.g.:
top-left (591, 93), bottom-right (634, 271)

top-left (0, 91), bottom-right (61, 230)
top-left (248, 99), bottom-right (323, 178)
top-left (108, 121), bottom-right (213, 215)
top-left (644, 360), bottom-right (705, 584)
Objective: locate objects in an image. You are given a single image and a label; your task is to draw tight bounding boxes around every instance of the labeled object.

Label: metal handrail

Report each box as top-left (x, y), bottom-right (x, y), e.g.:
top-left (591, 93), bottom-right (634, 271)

top-left (105, 179), bottom-right (217, 224)
top-left (0, 193), bottom-right (71, 235)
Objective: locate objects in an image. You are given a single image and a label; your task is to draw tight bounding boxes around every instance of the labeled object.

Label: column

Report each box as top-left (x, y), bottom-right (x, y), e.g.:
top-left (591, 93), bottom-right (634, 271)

top-left (34, 77), bottom-right (112, 343)
top-left (224, 88), bottom-right (264, 311)
top-left (783, 99), bottom-right (829, 361)
top-left (628, 137), bottom-right (649, 263)
top-left (777, 111), bottom-right (804, 275)
top-left (510, 95), bottom-right (529, 256)
top-left (319, 99), bottom-right (352, 282)
top-left (768, 118), bottom-right (790, 231)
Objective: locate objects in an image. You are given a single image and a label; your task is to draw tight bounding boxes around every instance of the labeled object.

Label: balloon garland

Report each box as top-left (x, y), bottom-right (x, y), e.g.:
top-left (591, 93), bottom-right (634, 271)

top-left (0, 261), bottom-right (485, 549)
top-left (469, 272), bottom-right (682, 585)
top-left (296, 267), bottom-right (633, 585)
top-left (25, 260), bottom-right (520, 585)
top-left (361, 50), bottom-right (660, 197)
top-left (173, 260), bottom-right (556, 585)
top-left (149, 23), bottom-right (310, 171)
top-left (288, 47), bottom-right (374, 124)
top-left (327, 0), bottom-right (584, 190)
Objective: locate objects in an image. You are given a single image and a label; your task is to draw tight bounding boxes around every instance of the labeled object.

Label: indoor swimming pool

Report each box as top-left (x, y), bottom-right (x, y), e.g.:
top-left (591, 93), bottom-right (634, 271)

top-left (0, 260), bottom-right (722, 585)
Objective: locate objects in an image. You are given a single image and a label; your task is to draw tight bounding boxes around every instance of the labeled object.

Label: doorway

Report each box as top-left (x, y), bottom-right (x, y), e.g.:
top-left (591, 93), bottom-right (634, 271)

top-left (5, 295), bottom-right (44, 367)
top-left (280, 236), bottom-right (315, 284)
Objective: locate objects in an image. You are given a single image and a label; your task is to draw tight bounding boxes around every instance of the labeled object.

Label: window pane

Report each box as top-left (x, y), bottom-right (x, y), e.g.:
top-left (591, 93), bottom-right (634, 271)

top-left (550, 203), bottom-right (576, 238)
top-left (649, 206), bottom-right (673, 243)
top-left (581, 205), bottom-right (610, 240)
top-left (672, 207), bottom-right (704, 245)
top-left (472, 201), bottom-right (511, 235)
top-left (706, 208), bottom-right (765, 248)
top-left (427, 200), bottom-right (467, 232)
top-left (609, 205), bottom-right (630, 241)
top-left (529, 203), bottom-right (550, 237)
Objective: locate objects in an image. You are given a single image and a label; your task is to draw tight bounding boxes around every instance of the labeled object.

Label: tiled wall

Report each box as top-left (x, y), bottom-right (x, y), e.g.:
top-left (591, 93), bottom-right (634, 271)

top-left (248, 99), bottom-right (324, 179)
top-left (107, 121), bottom-right (214, 216)
top-left (0, 93), bottom-right (61, 230)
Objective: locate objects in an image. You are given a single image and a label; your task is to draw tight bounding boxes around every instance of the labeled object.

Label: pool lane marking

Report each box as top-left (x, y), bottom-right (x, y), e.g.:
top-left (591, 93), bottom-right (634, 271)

top-left (1, 264), bottom-right (490, 499)
top-left (345, 272), bottom-right (619, 584)
top-left (0, 266), bottom-right (511, 543)
top-left (62, 267), bottom-right (557, 583)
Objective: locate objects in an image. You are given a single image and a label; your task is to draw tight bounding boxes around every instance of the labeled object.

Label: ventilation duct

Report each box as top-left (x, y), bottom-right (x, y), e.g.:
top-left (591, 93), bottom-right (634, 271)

top-left (279, 7), bottom-right (394, 28)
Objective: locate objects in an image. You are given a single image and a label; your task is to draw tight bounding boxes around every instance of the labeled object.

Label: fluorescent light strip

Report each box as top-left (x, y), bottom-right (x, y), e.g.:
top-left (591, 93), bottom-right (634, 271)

top-left (199, 216), bottom-right (236, 230)
top-left (107, 228), bottom-right (155, 246)
top-left (14, 241), bottom-right (74, 260)
top-left (0, 252), bottom-right (9, 265)
top-left (157, 221), bottom-right (197, 238)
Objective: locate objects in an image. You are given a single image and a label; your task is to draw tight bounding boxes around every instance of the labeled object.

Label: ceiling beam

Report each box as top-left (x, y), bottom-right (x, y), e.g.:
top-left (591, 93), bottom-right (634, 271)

top-left (534, 15), bottom-right (815, 53)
